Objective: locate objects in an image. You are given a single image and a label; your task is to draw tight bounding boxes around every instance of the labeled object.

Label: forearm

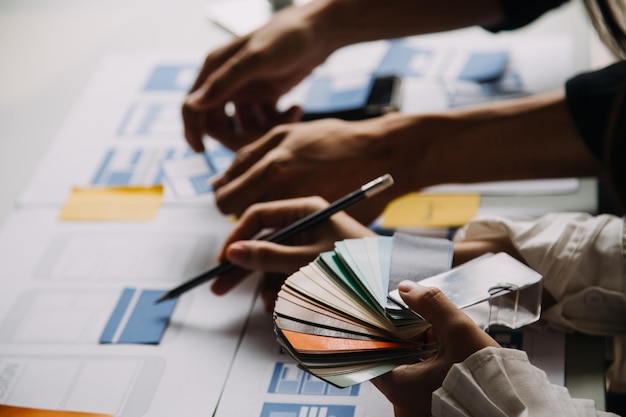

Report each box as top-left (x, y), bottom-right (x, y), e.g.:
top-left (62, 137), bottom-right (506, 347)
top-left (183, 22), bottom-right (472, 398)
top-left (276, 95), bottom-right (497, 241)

top-left (457, 213), bottom-right (626, 335)
top-left (451, 240), bottom-right (521, 267)
top-left (433, 346), bottom-right (608, 417)
top-left (303, 0), bottom-right (504, 51)
top-left (381, 90), bottom-right (602, 196)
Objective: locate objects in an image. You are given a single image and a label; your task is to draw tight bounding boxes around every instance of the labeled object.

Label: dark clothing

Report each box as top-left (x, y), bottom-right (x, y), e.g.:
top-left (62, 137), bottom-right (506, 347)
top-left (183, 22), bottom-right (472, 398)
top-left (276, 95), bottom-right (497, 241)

top-left (488, 0), bottom-right (625, 159)
top-left (566, 61), bottom-right (626, 160)
top-left (486, 0), bottom-right (570, 32)
top-left (489, 0), bottom-right (626, 206)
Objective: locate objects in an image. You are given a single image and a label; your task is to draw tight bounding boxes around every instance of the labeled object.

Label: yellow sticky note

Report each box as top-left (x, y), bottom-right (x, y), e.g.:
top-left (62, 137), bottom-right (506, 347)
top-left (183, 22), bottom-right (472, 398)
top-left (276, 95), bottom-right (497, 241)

top-left (381, 193), bottom-right (480, 228)
top-left (59, 186), bottom-right (163, 221)
top-left (0, 405), bottom-right (112, 417)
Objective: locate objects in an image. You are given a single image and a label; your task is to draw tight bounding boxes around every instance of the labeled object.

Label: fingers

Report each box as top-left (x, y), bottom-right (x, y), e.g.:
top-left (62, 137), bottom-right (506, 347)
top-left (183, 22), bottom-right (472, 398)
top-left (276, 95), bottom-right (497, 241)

top-left (214, 152), bottom-right (296, 216)
top-left (182, 106), bottom-right (207, 153)
top-left (371, 360), bottom-right (447, 417)
top-left (212, 127), bottom-right (287, 189)
top-left (234, 102), bottom-right (269, 136)
top-left (182, 39), bottom-right (249, 151)
top-left (225, 241), bottom-right (323, 275)
top-left (397, 281), bottom-right (466, 330)
top-left (187, 48), bottom-right (267, 110)
top-left (217, 196), bottom-right (329, 260)
top-left (210, 267), bottom-right (249, 296)
top-left (185, 37), bottom-right (250, 109)
top-left (183, 38), bottom-right (269, 151)
top-left (398, 281), bottom-right (499, 355)
top-left (212, 197), bottom-right (332, 298)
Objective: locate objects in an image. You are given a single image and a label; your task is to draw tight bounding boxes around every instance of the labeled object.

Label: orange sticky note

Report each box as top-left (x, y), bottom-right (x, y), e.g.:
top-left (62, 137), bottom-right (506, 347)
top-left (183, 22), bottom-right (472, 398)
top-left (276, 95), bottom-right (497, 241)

top-left (0, 405), bottom-right (112, 417)
top-left (59, 186), bottom-right (163, 221)
top-left (381, 193), bottom-right (480, 228)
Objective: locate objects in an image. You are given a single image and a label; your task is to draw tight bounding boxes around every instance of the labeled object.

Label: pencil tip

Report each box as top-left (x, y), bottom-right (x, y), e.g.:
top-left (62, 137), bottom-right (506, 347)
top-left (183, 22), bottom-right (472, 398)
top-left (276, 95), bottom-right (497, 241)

top-left (155, 294), bottom-right (170, 304)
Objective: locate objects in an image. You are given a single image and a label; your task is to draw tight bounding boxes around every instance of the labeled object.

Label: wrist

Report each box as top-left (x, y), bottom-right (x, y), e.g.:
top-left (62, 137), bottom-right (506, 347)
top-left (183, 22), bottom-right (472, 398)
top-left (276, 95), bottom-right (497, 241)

top-left (299, 0), bottom-right (355, 52)
top-left (387, 92), bottom-right (601, 194)
top-left (375, 112), bottom-right (454, 196)
top-left (302, 0), bottom-right (504, 49)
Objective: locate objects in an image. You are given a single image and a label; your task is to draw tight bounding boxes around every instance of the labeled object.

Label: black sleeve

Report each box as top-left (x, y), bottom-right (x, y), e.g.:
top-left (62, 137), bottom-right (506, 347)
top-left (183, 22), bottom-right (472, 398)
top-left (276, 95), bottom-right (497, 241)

top-left (484, 0), bottom-right (570, 32)
top-left (565, 61), bottom-right (626, 159)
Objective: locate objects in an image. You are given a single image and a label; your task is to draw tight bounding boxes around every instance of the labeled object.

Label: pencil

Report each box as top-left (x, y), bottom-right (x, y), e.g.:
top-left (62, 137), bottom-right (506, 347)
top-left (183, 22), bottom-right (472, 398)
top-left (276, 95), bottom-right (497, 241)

top-left (156, 174), bottom-right (394, 303)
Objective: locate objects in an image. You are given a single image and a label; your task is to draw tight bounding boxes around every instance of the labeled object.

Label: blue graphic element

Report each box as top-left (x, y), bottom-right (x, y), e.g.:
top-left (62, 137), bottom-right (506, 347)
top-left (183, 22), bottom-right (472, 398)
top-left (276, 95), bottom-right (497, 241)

top-left (207, 146), bottom-right (235, 173)
top-left (100, 288), bottom-right (178, 344)
top-left (154, 148), bottom-right (178, 185)
top-left (136, 105), bottom-right (164, 134)
top-left (260, 403), bottom-right (355, 417)
top-left (100, 288), bottom-right (135, 343)
top-left (91, 147), bottom-right (185, 186)
top-left (458, 51), bottom-right (509, 82)
top-left (303, 75), bottom-right (374, 113)
top-left (190, 173), bottom-right (213, 194)
top-left (117, 104), bottom-right (137, 136)
top-left (143, 65), bottom-right (199, 92)
top-left (92, 149), bottom-right (142, 186)
top-left (268, 363), bottom-right (360, 396)
top-left (377, 40), bottom-right (432, 77)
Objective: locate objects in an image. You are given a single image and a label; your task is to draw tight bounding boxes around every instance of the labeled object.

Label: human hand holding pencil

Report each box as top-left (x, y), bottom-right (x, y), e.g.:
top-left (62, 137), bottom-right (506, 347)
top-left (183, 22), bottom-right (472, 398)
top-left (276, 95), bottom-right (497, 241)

top-left (157, 174), bottom-right (393, 304)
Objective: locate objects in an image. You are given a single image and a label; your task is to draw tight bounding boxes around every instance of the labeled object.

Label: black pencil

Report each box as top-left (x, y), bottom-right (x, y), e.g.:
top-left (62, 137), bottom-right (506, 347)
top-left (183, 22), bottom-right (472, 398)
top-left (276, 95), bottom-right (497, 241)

top-left (156, 174), bottom-right (394, 303)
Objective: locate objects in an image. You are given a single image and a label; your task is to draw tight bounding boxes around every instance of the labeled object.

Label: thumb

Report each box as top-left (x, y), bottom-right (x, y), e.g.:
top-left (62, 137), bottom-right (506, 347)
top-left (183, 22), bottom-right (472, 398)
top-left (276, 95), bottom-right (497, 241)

top-left (186, 52), bottom-right (263, 110)
top-left (397, 281), bottom-right (463, 330)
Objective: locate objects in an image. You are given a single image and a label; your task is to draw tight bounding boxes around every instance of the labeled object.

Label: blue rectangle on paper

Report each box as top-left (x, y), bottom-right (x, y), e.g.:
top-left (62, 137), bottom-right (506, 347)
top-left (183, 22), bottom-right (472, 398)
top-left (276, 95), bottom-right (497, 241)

top-left (92, 149), bottom-right (115, 185)
top-left (207, 146), bottom-right (235, 173)
top-left (458, 51), bottom-right (508, 82)
top-left (191, 173), bottom-right (213, 194)
top-left (100, 288), bottom-right (178, 345)
top-left (137, 105), bottom-right (163, 135)
top-left (303, 75), bottom-right (372, 113)
top-left (92, 149), bottom-right (142, 186)
top-left (100, 288), bottom-right (135, 343)
top-left (377, 40), bottom-right (431, 77)
top-left (143, 65), bottom-right (199, 92)
top-left (268, 363), bottom-right (359, 396)
top-left (107, 172), bottom-right (133, 186)
top-left (118, 289), bottom-right (177, 344)
top-left (260, 403), bottom-right (355, 417)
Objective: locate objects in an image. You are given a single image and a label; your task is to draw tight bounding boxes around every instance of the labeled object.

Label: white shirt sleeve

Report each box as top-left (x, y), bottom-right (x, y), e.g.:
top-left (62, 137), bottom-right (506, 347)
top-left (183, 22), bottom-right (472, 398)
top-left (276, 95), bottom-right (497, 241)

top-left (431, 346), bottom-right (619, 417)
top-left (454, 213), bottom-right (626, 336)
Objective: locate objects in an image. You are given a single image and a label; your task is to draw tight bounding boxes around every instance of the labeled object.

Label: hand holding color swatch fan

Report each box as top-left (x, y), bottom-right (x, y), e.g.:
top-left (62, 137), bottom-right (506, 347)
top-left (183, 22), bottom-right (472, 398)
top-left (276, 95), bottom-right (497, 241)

top-left (273, 234), bottom-right (544, 388)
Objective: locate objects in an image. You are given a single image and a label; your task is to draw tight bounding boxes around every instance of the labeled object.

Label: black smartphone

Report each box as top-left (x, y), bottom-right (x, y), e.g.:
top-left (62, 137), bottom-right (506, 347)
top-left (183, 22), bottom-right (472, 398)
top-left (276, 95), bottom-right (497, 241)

top-left (300, 75), bottom-right (401, 121)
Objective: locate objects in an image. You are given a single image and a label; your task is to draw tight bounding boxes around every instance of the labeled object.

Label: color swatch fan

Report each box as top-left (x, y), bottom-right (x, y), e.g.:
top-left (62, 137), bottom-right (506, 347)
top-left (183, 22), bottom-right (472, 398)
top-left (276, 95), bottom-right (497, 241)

top-left (273, 234), bottom-right (543, 388)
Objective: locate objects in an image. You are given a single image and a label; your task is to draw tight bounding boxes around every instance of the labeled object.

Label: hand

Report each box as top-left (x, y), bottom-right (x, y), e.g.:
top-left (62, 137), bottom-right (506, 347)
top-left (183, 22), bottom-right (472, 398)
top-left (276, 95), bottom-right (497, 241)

top-left (372, 281), bottom-right (499, 417)
top-left (212, 196), bottom-right (375, 311)
top-left (211, 116), bottom-right (407, 224)
top-left (182, 3), bottom-right (336, 152)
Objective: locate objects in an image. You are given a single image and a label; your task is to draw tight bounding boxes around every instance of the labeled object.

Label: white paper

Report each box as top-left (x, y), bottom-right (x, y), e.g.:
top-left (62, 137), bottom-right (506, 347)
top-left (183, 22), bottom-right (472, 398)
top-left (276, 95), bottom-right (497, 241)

top-left (0, 208), bottom-right (259, 416)
top-left (214, 294), bottom-right (394, 417)
top-left (17, 52), bottom-right (223, 207)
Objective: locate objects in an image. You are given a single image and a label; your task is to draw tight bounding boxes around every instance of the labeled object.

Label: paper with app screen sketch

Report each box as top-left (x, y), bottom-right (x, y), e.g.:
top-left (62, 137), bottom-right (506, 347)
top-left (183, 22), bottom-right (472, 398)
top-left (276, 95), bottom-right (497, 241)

top-left (162, 145), bottom-right (235, 198)
top-left (0, 208), bottom-right (259, 416)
